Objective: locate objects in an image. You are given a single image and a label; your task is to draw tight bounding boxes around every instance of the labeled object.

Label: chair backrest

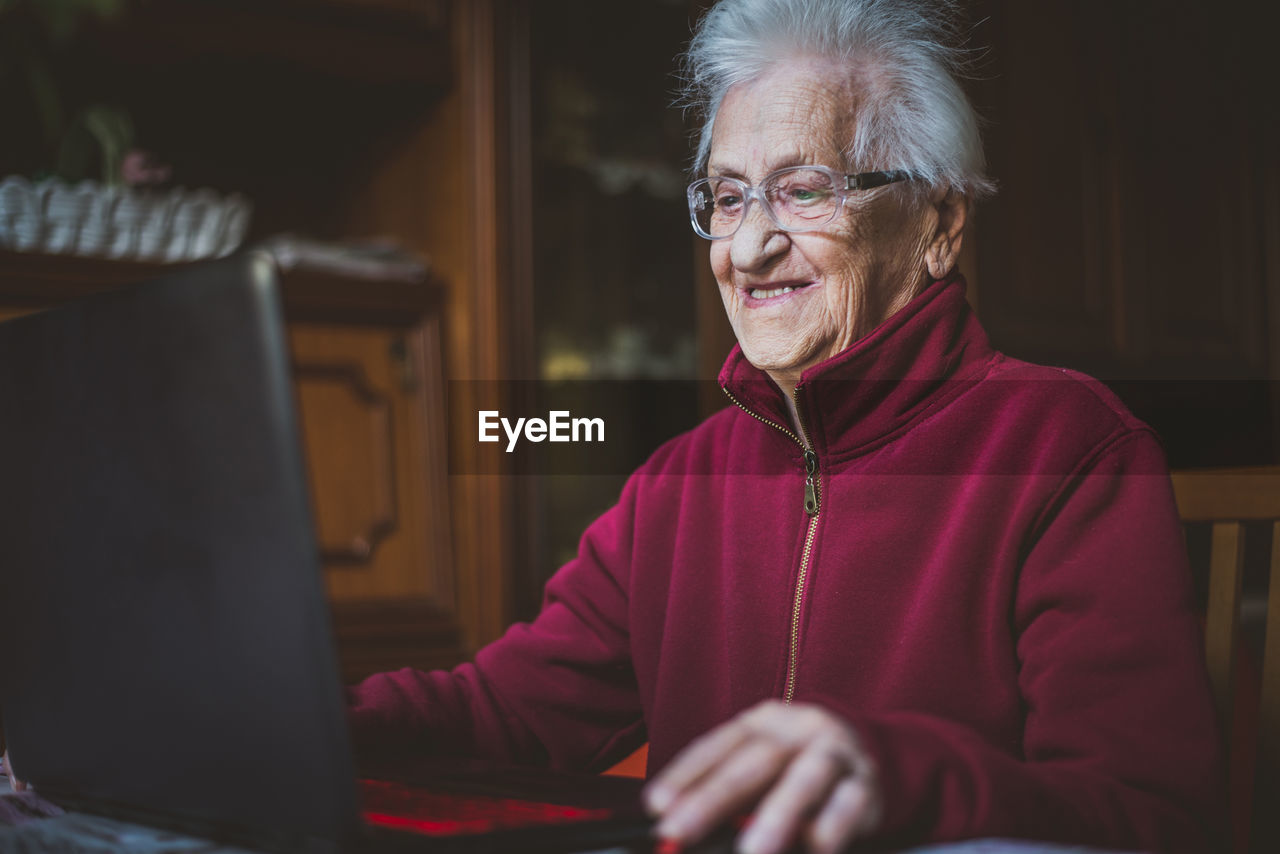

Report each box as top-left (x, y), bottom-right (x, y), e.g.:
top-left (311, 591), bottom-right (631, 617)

top-left (1170, 467), bottom-right (1280, 854)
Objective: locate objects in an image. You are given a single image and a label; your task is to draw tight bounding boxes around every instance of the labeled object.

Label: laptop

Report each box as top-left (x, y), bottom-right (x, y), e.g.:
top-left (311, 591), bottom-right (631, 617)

top-left (0, 252), bottom-right (651, 853)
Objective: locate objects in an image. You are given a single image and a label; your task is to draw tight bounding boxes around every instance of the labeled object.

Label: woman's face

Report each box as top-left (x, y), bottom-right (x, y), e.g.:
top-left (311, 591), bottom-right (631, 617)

top-left (708, 62), bottom-right (961, 390)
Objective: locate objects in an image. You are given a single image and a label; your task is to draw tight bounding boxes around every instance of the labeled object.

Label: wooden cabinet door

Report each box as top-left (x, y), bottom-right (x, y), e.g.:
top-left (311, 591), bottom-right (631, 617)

top-left (0, 251), bottom-right (466, 684)
top-left (288, 313), bottom-right (461, 683)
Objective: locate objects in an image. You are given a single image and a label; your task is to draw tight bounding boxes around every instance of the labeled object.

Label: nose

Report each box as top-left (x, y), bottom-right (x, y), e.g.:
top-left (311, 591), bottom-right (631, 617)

top-left (729, 197), bottom-right (789, 272)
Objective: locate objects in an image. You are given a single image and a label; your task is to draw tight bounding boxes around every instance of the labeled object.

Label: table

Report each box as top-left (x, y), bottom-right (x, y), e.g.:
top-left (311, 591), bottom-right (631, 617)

top-left (0, 776), bottom-right (1137, 854)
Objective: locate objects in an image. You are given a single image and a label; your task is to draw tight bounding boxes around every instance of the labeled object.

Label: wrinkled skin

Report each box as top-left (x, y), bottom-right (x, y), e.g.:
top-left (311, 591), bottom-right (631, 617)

top-left (708, 59), bottom-right (966, 396)
top-left (643, 60), bottom-right (967, 854)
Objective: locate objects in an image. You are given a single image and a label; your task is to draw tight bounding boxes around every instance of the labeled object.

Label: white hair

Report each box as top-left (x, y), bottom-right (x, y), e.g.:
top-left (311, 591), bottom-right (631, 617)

top-left (681, 0), bottom-right (995, 200)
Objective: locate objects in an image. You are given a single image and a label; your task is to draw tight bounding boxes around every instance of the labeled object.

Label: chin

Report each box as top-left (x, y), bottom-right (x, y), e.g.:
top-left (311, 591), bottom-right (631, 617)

top-left (739, 342), bottom-right (817, 379)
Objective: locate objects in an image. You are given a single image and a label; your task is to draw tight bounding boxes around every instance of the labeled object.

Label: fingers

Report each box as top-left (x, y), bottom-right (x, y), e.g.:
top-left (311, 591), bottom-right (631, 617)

top-left (738, 743), bottom-right (848, 854)
top-left (806, 775), bottom-right (881, 854)
top-left (646, 699), bottom-right (816, 813)
top-left (645, 713), bottom-right (754, 813)
top-left (2, 750), bottom-right (27, 792)
top-left (644, 701), bottom-right (882, 854)
top-left (654, 732), bottom-right (792, 843)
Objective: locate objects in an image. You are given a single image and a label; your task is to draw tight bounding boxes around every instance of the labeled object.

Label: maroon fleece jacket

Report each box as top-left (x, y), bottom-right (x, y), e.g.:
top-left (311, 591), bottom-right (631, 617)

top-left (348, 278), bottom-right (1224, 851)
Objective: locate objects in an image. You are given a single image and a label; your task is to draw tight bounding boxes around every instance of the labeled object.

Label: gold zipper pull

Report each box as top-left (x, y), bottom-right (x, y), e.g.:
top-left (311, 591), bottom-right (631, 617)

top-left (803, 450), bottom-right (819, 516)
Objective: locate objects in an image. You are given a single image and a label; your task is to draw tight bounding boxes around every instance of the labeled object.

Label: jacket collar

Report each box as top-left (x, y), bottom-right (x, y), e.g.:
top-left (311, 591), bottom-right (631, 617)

top-left (717, 276), bottom-right (995, 458)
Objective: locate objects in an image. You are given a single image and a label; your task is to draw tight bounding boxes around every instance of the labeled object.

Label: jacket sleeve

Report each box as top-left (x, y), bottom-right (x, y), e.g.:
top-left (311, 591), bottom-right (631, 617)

top-left (849, 431), bottom-right (1227, 852)
top-left (345, 476), bottom-right (645, 771)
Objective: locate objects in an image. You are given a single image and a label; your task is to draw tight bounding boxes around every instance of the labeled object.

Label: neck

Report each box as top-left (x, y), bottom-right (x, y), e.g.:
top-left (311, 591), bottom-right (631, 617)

top-left (767, 371), bottom-right (807, 443)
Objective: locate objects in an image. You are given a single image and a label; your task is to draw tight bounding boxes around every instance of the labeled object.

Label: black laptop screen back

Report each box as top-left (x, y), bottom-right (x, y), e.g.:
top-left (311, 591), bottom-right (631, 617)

top-left (0, 253), bottom-right (360, 848)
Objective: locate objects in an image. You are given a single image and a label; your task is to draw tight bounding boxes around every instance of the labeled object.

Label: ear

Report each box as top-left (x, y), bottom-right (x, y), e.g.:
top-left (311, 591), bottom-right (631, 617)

top-left (924, 187), bottom-right (968, 280)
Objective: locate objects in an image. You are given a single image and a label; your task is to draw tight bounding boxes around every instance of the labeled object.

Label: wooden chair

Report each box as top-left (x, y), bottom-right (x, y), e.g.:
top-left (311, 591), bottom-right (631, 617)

top-left (1170, 467), bottom-right (1280, 854)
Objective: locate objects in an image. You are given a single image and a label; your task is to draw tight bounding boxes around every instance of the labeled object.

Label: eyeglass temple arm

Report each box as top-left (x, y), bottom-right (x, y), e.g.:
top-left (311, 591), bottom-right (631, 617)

top-left (845, 170), bottom-right (914, 190)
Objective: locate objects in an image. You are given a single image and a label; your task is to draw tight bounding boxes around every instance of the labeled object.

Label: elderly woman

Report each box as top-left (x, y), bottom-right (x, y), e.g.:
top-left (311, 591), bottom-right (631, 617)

top-left (345, 0), bottom-right (1224, 851)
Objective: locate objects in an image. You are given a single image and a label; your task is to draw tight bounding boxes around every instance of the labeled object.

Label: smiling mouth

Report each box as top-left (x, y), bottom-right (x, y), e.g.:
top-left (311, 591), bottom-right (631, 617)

top-left (748, 282), bottom-right (812, 300)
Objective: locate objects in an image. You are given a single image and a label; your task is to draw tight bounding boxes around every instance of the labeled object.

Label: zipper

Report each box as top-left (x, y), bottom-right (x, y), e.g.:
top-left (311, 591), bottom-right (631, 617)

top-left (721, 385), bottom-right (821, 705)
top-left (786, 516), bottom-right (819, 703)
top-left (721, 386), bottom-right (804, 448)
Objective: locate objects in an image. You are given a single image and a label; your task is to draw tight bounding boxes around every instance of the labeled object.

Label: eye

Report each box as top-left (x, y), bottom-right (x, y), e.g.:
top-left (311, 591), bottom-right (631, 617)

top-left (715, 192), bottom-right (744, 210)
top-left (781, 183), bottom-right (832, 206)
top-left (769, 171), bottom-right (836, 207)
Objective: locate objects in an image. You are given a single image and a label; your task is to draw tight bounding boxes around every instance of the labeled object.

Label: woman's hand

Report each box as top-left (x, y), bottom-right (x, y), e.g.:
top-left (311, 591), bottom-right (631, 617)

top-left (2, 749), bottom-right (27, 792)
top-left (643, 701), bottom-right (882, 854)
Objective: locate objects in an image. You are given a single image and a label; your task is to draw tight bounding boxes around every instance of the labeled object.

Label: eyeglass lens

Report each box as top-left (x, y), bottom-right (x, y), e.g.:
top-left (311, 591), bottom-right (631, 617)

top-left (690, 168), bottom-right (840, 238)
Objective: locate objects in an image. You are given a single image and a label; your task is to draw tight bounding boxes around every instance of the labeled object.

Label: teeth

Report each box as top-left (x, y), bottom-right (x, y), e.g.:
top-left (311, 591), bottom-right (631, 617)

top-left (750, 286), bottom-right (795, 299)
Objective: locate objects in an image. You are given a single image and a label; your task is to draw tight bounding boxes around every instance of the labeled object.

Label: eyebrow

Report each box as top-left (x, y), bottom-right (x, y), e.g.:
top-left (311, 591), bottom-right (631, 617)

top-left (707, 152), bottom-right (813, 180)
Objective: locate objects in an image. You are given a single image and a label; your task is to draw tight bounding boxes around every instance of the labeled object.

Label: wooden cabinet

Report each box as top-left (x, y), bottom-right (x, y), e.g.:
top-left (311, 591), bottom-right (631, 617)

top-left (283, 273), bottom-right (460, 683)
top-left (1, 0), bottom-right (537, 671)
top-left (0, 251), bottom-right (460, 683)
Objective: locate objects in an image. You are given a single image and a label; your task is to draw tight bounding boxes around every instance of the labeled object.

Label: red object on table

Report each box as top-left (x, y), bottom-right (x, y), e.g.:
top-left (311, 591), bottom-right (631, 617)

top-left (358, 778), bottom-right (613, 836)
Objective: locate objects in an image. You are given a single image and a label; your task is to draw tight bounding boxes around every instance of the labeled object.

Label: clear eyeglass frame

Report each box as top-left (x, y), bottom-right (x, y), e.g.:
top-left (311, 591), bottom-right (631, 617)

top-left (686, 165), bottom-right (914, 240)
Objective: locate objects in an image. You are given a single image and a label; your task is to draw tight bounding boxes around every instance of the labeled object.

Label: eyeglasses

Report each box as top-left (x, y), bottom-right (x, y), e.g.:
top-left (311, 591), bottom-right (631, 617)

top-left (686, 166), bottom-right (914, 240)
